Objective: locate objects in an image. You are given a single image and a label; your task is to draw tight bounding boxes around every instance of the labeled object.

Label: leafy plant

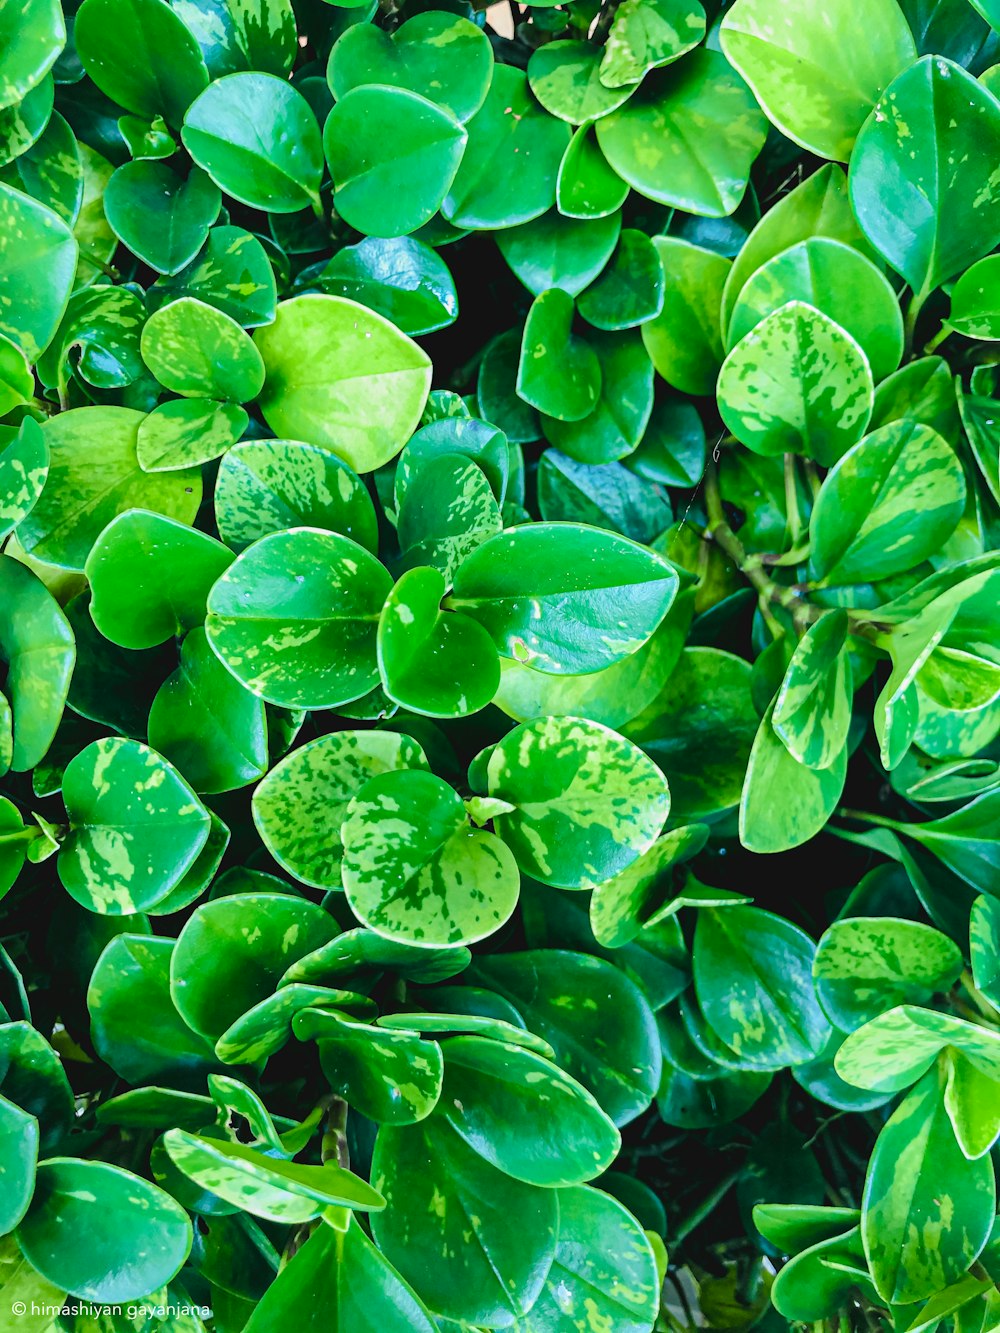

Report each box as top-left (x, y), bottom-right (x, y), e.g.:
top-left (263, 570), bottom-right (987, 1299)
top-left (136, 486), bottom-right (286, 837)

top-left (1, 0), bottom-right (1000, 1328)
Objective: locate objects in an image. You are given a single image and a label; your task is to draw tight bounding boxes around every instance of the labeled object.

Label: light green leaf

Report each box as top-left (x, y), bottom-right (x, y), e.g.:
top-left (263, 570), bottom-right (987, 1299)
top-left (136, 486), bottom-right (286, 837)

top-left (252, 729), bottom-right (428, 890)
top-left (341, 768), bottom-right (520, 946)
top-left (0, 181), bottom-right (77, 361)
top-left (849, 56), bottom-right (1000, 299)
top-left (58, 737), bottom-right (211, 914)
top-left (141, 295), bottom-right (263, 400)
top-left (86, 508), bottom-right (233, 649)
top-left (600, 0), bottom-right (706, 88)
top-left (254, 294), bottom-right (431, 472)
top-left (205, 526), bottom-right (391, 710)
top-left (718, 301), bottom-right (874, 465)
top-left (449, 522), bottom-right (678, 674)
top-left (740, 699), bottom-right (847, 852)
top-left (595, 50), bottom-right (767, 216)
top-left (0, 553), bottom-right (73, 772)
top-left (720, 0), bottom-right (916, 159)
top-left (772, 612), bottom-right (853, 770)
top-left (861, 1065), bottom-right (995, 1304)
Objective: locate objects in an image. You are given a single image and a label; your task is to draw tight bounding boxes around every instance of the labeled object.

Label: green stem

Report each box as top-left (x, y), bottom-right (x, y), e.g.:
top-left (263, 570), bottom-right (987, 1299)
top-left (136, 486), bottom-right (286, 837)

top-left (704, 461), bottom-right (819, 631)
top-left (784, 453), bottom-right (804, 545)
top-left (834, 807), bottom-right (904, 833)
top-left (803, 459), bottom-right (822, 501)
top-left (961, 969), bottom-right (999, 1022)
top-left (671, 1170), bottom-right (739, 1244)
top-left (903, 288), bottom-right (928, 359)
top-left (923, 323), bottom-right (953, 356)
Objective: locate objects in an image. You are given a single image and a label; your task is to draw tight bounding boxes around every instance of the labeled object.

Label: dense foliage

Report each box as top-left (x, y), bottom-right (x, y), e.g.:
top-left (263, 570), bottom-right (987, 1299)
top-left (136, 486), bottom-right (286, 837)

top-left (1, 0), bottom-right (1000, 1326)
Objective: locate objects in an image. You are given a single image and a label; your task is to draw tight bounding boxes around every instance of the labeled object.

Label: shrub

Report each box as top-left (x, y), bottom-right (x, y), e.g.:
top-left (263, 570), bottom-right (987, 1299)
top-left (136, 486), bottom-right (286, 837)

top-left (1, 0), bottom-right (1000, 1327)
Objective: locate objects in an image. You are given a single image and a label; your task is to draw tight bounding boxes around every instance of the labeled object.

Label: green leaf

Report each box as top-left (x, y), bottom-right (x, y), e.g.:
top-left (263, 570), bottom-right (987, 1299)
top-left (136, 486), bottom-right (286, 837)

top-left (15, 1159), bottom-right (192, 1302)
top-left (595, 50), bottom-right (767, 216)
top-left (20, 406), bottom-right (201, 572)
top-left (205, 526), bottom-right (391, 709)
top-left (527, 41), bottom-right (634, 123)
top-left (182, 72), bottom-right (323, 212)
top-left (450, 522), bottom-right (678, 674)
top-left (950, 254), bottom-right (1000, 339)
top-left (470, 949), bottom-right (662, 1125)
top-left (378, 567), bottom-right (499, 718)
top-left (442, 64), bottom-right (571, 230)
top-left (556, 122), bottom-right (630, 221)
top-left (14, 108), bottom-right (82, 227)
top-left (942, 1046), bottom-right (1000, 1160)
top-left (835, 1005), bottom-right (1000, 1093)
top-left (86, 508), bottom-right (233, 649)
top-left (148, 223), bottom-right (277, 327)
top-left (485, 716), bottom-right (670, 889)
top-left (641, 236), bottom-right (729, 396)
top-left (497, 209), bottom-right (621, 299)
top-left (577, 228), bottom-right (665, 332)
top-left (324, 86), bottom-right (466, 239)
top-left (136, 398), bottom-right (248, 473)
top-left (215, 982), bottom-right (374, 1065)
top-left (515, 1185), bottom-right (659, 1333)
top-left (694, 906), bottom-right (831, 1066)
top-left (0, 181), bottom-right (77, 361)
top-left (850, 56), bottom-right (1000, 299)
top-left (516, 288), bottom-right (601, 422)
top-left (537, 450), bottom-right (672, 544)
top-left (740, 698), bottom-right (847, 853)
top-left (0, 1094), bottom-right (37, 1234)
top-left (283, 926), bottom-right (470, 989)
top-left (141, 295), bottom-right (264, 401)
top-left (176, 0), bottom-right (298, 79)
top-left (170, 890), bottom-right (339, 1040)
top-left (397, 455), bottom-right (503, 582)
top-left (75, 0), bottom-right (207, 126)
top-left (0, 798), bottom-right (30, 900)
top-left (719, 0), bottom-right (916, 160)
top-left (395, 416), bottom-right (508, 509)
top-left (0, 335), bottom-right (34, 418)
top-left (254, 294), bottom-right (431, 472)
top-left (809, 420), bottom-right (966, 585)
top-left (328, 10), bottom-right (492, 124)
top-left (624, 647), bottom-right (758, 820)
top-left (0, 0), bottom-right (64, 113)
top-left (294, 1007), bottom-right (443, 1124)
top-left (252, 729), bottom-right (428, 890)
top-left (0, 77), bottom-right (54, 171)
top-left (87, 934), bottom-right (217, 1082)
top-left (718, 301), bottom-right (874, 465)
top-left (39, 284), bottom-right (146, 394)
top-left (371, 1112), bottom-right (558, 1326)
top-left (814, 917), bottom-right (963, 1032)
top-left (58, 737), bottom-right (211, 913)
top-left (310, 235), bottom-right (457, 336)
top-left (147, 625), bottom-right (267, 794)
top-left (600, 0), bottom-right (706, 88)
top-left (862, 1066), bottom-right (995, 1304)
top-left (590, 824), bottom-right (711, 947)
top-left (341, 768), bottom-right (520, 946)
top-left (970, 895), bottom-right (1000, 1007)
top-left (726, 237), bottom-right (904, 382)
top-left (241, 1216), bottom-right (437, 1333)
top-left (541, 327), bottom-right (654, 465)
top-left (104, 160), bottom-right (219, 274)
top-left (772, 611), bottom-right (853, 770)
top-left (0, 554), bottom-right (74, 772)
top-left (438, 1034), bottom-right (620, 1185)
top-left (162, 1129), bottom-right (384, 1221)
top-left (213, 438), bottom-right (376, 554)
top-left (722, 162), bottom-right (871, 335)
top-left (892, 791), bottom-right (1000, 894)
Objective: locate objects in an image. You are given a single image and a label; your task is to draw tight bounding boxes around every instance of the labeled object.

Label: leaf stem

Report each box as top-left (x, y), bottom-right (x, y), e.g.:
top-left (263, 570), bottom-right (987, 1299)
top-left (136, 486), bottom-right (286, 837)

top-left (834, 807), bottom-right (903, 833)
top-left (784, 453), bottom-right (804, 545)
top-left (923, 323), bottom-right (953, 356)
top-left (903, 288), bottom-right (928, 359)
top-left (704, 460), bottom-right (818, 631)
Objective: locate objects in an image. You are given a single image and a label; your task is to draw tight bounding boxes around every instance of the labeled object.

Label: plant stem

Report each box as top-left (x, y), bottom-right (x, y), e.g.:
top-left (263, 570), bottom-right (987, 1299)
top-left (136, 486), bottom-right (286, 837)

top-left (592, 0), bottom-right (622, 42)
top-left (923, 323), bottom-right (953, 356)
top-left (835, 807), bottom-right (904, 833)
top-left (784, 453), bottom-right (804, 544)
top-left (321, 1096), bottom-right (350, 1170)
top-left (704, 460), bottom-right (818, 631)
top-left (903, 288), bottom-right (928, 359)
